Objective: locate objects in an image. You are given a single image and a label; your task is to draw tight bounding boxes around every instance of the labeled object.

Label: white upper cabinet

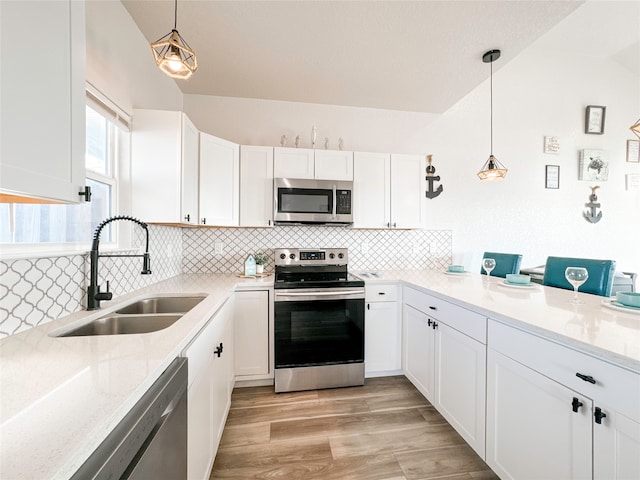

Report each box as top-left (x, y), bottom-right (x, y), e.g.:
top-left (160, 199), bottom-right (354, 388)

top-left (199, 133), bottom-right (240, 226)
top-left (353, 152), bottom-right (391, 228)
top-left (131, 110), bottom-right (199, 224)
top-left (240, 146), bottom-right (274, 227)
top-left (274, 147), bottom-right (353, 181)
top-left (0, 0), bottom-right (86, 203)
top-left (390, 154), bottom-right (425, 229)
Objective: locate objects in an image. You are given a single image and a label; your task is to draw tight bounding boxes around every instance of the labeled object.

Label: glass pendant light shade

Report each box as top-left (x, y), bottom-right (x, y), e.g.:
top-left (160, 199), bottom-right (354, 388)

top-left (150, 0), bottom-right (198, 80)
top-left (631, 118), bottom-right (640, 140)
top-left (477, 49), bottom-right (508, 181)
top-left (477, 154), bottom-right (508, 180)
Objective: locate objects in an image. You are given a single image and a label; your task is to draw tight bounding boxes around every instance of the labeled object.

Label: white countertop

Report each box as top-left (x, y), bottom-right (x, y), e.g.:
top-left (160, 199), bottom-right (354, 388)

top-left (1, 269), bottom-right (639, 479)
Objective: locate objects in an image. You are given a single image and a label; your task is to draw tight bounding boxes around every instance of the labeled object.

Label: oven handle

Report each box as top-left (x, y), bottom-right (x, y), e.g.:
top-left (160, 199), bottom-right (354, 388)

top-left (332, 184), bottom-right (337, 220)
top-left (275, 290), bottom-right (365, 301)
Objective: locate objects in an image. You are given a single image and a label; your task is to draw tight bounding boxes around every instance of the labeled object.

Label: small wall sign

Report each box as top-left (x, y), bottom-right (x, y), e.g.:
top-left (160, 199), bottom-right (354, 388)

top-left (627, 140), bottom-right (640, 163)
top-left (544, 136), bottom-right (560, 154)
top-left (585, 105), bottom-right (606, 135)
top-left (626, 174), bottom-right (640, 190)
top-left (545, 165), bottom-right (560, 189)
top-left (579, 149), bottom-right (609, 181)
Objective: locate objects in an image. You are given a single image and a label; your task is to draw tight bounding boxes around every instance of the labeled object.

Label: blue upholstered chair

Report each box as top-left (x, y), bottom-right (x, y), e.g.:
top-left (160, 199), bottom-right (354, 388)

top-left (480, 252), bottom-right (523, 278)
top-left (542, 256), bottom-right (616, 297)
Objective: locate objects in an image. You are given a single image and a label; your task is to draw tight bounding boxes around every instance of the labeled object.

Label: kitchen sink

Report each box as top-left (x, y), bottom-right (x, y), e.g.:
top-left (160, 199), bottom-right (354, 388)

top-left (58, 314), bottom-right (183, 337)
top-left (115, 296), bottom-right (206, 314)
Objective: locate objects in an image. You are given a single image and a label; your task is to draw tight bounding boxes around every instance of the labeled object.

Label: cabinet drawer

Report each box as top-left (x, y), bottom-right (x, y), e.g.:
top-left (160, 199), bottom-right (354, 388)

top-left (366, 283), bottom-right (398, 302)
top-left (403, 287), bottom-right (486, 344)
top-left (183, 308), bottom-right (225, 387)
top-left (489, 320), bottom-right (640, 422)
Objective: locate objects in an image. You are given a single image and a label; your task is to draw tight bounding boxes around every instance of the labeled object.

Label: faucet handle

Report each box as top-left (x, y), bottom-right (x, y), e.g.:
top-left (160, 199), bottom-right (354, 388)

top-left (96, 281), bottom-right (113, 301)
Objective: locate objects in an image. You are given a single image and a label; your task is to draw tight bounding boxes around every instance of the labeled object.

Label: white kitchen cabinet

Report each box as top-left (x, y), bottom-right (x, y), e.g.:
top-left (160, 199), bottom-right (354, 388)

top-left (240, 146), bottom-right (274, 227)
top-left (131, 110), bottom-right (199, 224)
top-left (0, 0), bottom-right (86, 203)
top-left (234, 290), bottom-right (271, 379)
top-left (365, 284), bottom-right (401, 376)
top-left (487, 319), bottom-right (640, 480)
top-left (274, 147), bottom-right (353, 180)
top-left (353, 152), bottom-right (391, 228)
top-left (183, 298), bottom-right (235, 480)
top-left (390, 154), bottom-right (425, 229)
top-left (402, 287), bottom-right (487, 457)
top-left (487, 349), bottom-right (592, 480)
top-left (199, 133), bottom-right (240, 226)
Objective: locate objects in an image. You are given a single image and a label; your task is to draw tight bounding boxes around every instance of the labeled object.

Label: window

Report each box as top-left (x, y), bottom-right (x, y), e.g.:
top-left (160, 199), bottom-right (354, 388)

top-left (0, 92), bottom-right (128, 248)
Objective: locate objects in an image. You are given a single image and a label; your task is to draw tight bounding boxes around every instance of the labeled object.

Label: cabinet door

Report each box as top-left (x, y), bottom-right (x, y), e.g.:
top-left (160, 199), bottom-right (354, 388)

top-left (273, 147), bottom-right (314, 179)
top-left (181, 114), bottom-right (199, 224)
top-left (199, 133), bottom-right (240, 226)
top-left (212, 298), bottom-right (234, 452)
top-left (314, 150), bottom-right (353, 180)
top-left (1, 0), bottom-right (85, 203)
top-left (187, 365), bottom-right (214, 480)
top-left (365, 301), bottom-right (401, 375)
top-left (353, 152), bottom-right (391, 228)
top-left (240, 146), bottom-right (274, 227)
top-left (594, 407), bottom-right (640, 480)
top-left (390, 154), bottom-right (425, 228)
top-left (234, 290), bottom-right (270, 377)
top-left (487, 349), bottom-right (592, 480)
top-left (402, 305), bottom-right (435, 402)
top-left (435, 322), bottom-right (486, 457)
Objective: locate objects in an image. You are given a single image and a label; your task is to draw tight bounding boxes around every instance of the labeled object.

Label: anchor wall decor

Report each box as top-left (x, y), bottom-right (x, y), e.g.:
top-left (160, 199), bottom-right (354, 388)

top-left (425, 154), bottom-right (444, 199)
top-left (584, 185), bottom-right (603, 224)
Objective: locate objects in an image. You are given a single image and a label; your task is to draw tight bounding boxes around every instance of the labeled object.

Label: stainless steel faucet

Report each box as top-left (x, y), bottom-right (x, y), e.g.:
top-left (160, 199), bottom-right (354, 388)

top-left (87, 215), bottom-right (152, 310)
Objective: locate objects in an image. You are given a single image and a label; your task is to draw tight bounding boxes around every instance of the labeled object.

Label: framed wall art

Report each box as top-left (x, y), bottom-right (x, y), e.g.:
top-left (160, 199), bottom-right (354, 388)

top-left (627, 139), bottom-right (640, 163)
top-left (545, 165), bottom-right (560, 189)
top-left (585, 105), bottom-right (606, 134)
top-left (579, 149), bottom-right (609, 181)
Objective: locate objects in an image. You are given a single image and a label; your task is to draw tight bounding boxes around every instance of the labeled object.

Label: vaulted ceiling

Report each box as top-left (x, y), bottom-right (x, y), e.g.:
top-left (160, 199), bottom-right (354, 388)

top-left (122, 1), bottom-right (586, 113)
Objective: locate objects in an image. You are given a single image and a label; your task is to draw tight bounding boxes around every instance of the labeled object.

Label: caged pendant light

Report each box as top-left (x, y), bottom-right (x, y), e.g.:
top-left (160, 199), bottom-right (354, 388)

top-left (631, 118), bottom-right (640, 140)
top-left (150, 0), bottom-right (198, 80)
top-left (477, 49), bottom-right (508, 181)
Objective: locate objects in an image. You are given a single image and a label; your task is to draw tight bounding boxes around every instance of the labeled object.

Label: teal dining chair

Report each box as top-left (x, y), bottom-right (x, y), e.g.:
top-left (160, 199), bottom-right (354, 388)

top-left (480, 252), bottom-right (523, 278)
top-left (542, 256), bottom-right (616, 297)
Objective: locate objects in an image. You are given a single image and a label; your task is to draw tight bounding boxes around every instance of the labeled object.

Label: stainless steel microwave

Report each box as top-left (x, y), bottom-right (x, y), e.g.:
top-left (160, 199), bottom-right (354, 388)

top-left (273, 178), bottom-right (353, 225)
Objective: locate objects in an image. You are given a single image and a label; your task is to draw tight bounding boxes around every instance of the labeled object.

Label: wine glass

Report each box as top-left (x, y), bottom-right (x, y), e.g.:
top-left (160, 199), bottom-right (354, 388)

top-left (482, 258), bottom-right (496, 277)
top-left (565, 267), bottom-right (589, 304)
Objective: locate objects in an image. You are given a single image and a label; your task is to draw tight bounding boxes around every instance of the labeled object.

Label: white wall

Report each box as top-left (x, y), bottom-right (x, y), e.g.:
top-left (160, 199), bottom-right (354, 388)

top-left (183, 3), bottom-right (640, 276)
top-left (86, 0), bottom-right (182, 114)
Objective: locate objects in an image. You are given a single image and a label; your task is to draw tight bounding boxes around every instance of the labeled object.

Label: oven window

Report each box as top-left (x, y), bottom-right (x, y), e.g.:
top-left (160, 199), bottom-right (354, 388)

top-left (278, 188), bottom-right (332, 214)
top-left (275, 298), bottom-right (364, 368)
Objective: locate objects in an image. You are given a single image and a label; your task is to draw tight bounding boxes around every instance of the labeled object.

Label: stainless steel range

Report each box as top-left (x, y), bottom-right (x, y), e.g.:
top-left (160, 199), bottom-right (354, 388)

top-left (274, 248), bottom-right (365, 393)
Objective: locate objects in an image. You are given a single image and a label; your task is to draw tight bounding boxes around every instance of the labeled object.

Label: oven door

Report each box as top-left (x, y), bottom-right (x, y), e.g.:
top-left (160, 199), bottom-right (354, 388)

top-left (274, 288), bottom-right (365, 368)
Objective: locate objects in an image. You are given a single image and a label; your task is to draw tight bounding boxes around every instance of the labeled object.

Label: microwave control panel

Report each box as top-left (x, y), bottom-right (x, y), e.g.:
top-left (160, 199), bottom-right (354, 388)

top-left (336, 190), bottom-right (352, 214)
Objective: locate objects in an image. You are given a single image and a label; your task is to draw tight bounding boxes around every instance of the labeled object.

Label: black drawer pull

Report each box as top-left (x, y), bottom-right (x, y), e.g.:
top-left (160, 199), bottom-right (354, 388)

top-left (428, 306), bottom-right (437, 311)
top-left (576, 373), bottom-right (596, 384)
top-left (378, 292), bottom-right (386, 295)
top-left (571, 397), bottom-right (583, 413)
top-left (594, 407), bottom-right (607, 424)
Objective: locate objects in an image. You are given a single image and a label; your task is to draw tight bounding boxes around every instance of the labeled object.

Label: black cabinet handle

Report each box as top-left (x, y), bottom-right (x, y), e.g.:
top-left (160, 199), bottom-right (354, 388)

top-left (594, 407), bottom-right (607, 424)
top-left (432, 321), bottom-right (438, 330)
top-left (201, 218), bottom-right (207, 225)
top-left (184, 214), bottom-right (191, 222)
top-left (428, 306), bottom-right (437, 311)
top-left (576, 373), bottom-right (596, 384)
top-left (378, 292), bottom-right (386, 295)
top-left (571, 397), bottom-right (583, 413)
top-left (214, 342), bottom-right (223, 358)
top-left (428, 319), bottom-right (432, 327)
top-left (367, 304), bottom-right (370, 310)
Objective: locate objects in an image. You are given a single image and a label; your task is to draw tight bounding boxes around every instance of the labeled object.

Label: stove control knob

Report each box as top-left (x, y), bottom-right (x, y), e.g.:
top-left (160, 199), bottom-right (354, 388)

top-left (279, 253), bottom-right (286, 260)
top-left (329, 253), bottom-right (335, 259)
top-left (289, 253), bottom-right (296, 260)
top-left (338, 253), bottom-right (344, 259)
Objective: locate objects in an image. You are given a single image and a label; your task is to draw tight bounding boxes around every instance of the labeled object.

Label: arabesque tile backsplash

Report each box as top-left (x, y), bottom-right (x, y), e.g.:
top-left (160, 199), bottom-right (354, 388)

top-left (0, 226), bottom-right (451, 337)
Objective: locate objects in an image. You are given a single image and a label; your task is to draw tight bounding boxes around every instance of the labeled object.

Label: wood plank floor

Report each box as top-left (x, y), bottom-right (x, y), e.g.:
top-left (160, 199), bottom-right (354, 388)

top-left (211, 376), bottom-right (498, 480)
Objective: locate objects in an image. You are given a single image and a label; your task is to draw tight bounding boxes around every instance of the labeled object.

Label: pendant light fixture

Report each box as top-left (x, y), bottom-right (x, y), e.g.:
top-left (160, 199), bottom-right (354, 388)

top-left (150, 0), bottom-right (198, 80)
top-left (477, 49), bottom-right (508, 181)
top-left (631, 118), bottom-right (640, 140)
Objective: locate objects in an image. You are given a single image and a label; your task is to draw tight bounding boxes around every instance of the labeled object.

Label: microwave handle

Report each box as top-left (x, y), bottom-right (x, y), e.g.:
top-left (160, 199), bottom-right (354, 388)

top-left (332, 184), bottom-right (337, 219)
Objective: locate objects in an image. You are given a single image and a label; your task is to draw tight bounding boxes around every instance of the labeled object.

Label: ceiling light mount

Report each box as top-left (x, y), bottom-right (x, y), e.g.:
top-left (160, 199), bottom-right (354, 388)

top-left (478, 49), bottom-right (507, 181)
top-left (150, 0), bottom-right (198, 80)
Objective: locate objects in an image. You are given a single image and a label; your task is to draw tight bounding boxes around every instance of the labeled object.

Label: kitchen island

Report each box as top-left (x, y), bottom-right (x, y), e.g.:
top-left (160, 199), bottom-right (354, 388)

top-left (1, 270), bottom-right (638, 479)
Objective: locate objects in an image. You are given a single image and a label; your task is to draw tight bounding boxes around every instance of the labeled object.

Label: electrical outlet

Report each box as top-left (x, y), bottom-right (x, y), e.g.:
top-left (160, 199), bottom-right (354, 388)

top-left (361, 242), bottom-right (369, 254)
top-left (214, 240), bottom-right (223, 255)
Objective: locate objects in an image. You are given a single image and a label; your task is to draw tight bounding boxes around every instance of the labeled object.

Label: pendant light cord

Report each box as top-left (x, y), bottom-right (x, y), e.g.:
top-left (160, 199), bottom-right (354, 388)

top-left (490, 58), bottom-right (493, 156)
top-left (173, 0), bottom-right (178, 30)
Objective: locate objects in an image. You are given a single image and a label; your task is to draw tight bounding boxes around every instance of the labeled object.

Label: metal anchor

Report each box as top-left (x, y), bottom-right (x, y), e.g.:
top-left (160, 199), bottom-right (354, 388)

top-left (584, 185), bottom-right (602, 224)
top-left (425, 154), bottom-right (443, 199)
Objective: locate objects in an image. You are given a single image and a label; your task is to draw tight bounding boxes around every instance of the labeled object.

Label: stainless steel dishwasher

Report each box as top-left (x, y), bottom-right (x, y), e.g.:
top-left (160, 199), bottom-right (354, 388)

top-left (71, 357), bottom-right (188, 480)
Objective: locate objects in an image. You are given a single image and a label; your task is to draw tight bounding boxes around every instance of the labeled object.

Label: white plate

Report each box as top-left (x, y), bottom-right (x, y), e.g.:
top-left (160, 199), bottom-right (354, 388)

top-left (498, 280), bottom-right (538, 289)
top-left (601, 299), bottom-right (640, 315)
top-left (444, 271), bottom-right (471, 276)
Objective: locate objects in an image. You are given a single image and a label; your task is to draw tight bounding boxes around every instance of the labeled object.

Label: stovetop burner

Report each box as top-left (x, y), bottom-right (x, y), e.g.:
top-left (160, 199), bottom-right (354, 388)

top-left (274, 248), bottom-right (364, 289)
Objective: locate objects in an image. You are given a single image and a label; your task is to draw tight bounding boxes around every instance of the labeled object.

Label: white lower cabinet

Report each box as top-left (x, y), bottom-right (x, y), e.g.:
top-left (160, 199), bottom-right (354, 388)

top-left (487, 320), bottom-right (640, 480)
top-left (183, 297), bottom-right (235, 480)
top-left (365, 284), bottom-right (401, 376)
top-left (234, 290), bottom-right (271, 379)
top-left (402, 287), bottom-right (487, 458)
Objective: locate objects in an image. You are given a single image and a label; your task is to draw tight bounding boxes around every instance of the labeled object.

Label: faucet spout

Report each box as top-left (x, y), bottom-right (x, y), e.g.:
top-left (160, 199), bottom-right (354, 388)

top-left (87, 215), bottom-right (152, 310)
